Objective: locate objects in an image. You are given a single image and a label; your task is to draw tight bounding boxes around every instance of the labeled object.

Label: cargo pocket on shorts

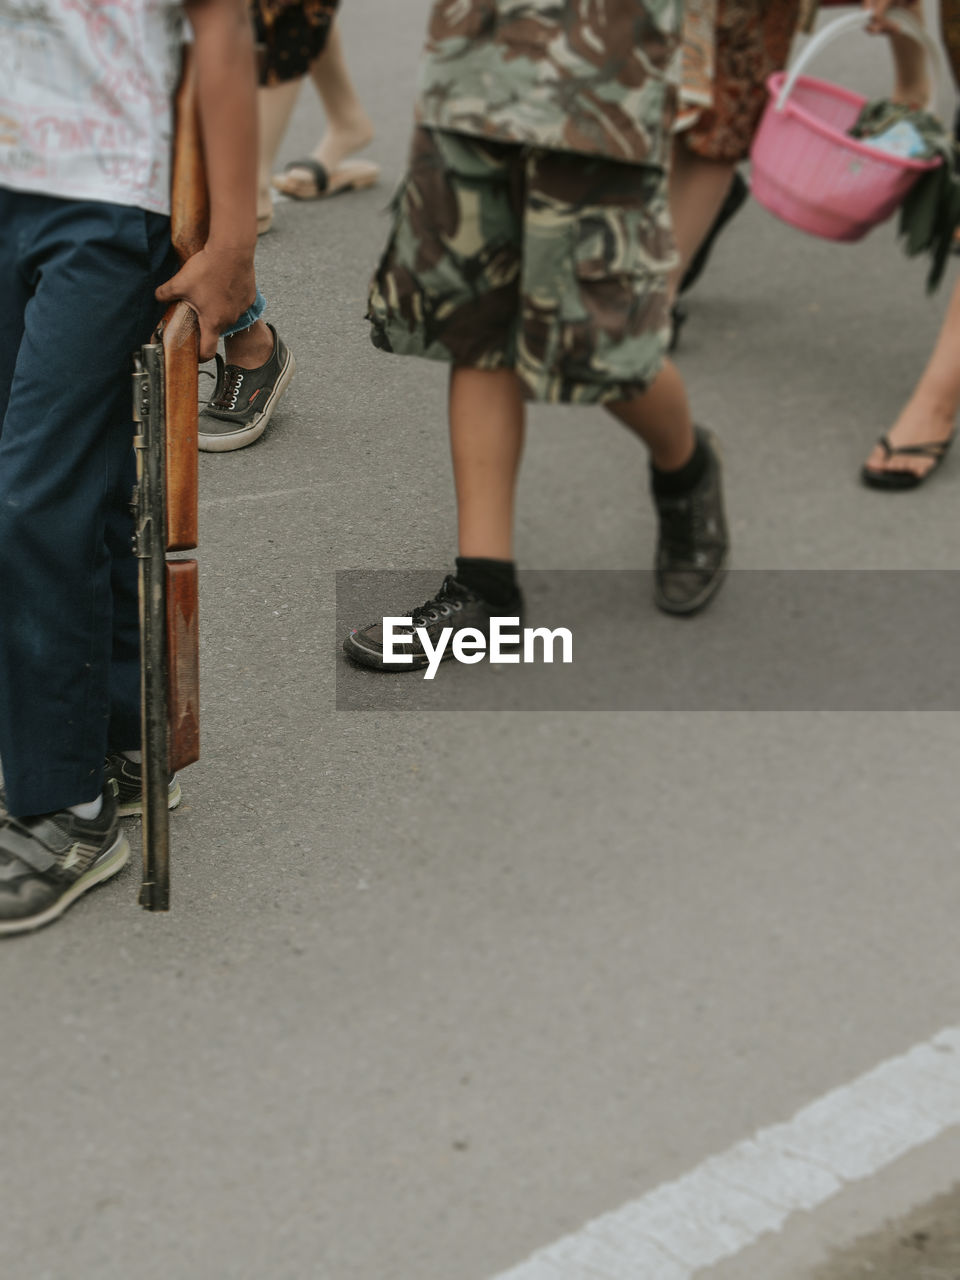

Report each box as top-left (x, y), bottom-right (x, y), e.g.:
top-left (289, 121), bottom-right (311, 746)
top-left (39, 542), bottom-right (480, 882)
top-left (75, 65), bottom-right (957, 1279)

top-left (366, 176), bottom-right (410, 341)
top-left (568, 186), bottom-right (676, 393)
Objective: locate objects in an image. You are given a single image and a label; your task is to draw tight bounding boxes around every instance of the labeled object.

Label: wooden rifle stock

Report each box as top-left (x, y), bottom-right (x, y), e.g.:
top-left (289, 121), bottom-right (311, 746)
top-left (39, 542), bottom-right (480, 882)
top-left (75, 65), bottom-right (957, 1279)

top-left (133, 46), bottom-right (207, 911)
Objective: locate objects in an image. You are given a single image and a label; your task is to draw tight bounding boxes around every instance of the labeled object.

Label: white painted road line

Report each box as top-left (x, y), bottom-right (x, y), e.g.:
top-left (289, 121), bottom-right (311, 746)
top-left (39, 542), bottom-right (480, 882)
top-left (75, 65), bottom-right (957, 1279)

top-left (199, 485), bottom-right (319, 510)
top-left (491, 1026), bottom-right (960, 1280)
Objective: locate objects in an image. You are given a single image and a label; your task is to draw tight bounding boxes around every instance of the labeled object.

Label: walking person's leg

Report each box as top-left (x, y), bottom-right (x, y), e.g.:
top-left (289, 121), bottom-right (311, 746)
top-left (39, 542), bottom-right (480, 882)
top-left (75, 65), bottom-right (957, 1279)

top-left (345, 127), bottom-right (731, 671)
top-left (0, 193), bottom-right (172, 931)
top-left (668, 137), bottom-right (738, 296)
top-left (343, 129), bottom-right (526, 670)
top-left (449, 368), bottom-right (525, 562)
top-left (343, 363), bottom-right (527, 674)
top-left (606, 360), bottom-right (695, 469)
top-left (270, 19), bottom-right (378, 201)
top-left (606, 362), bottom-right (728, 614)
top-left (861, 274), bottom-right (960, 488)
top-left (305, 23), bottom-right (375, 175)
top-left (520, 148), bottom-right (728, 615)
top-left (257, 77), bottom-right (302, 228)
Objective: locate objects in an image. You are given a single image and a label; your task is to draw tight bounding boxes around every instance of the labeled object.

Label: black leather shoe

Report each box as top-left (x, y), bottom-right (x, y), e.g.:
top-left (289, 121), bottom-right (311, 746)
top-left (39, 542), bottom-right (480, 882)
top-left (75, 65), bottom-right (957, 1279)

top-left (343, 575), bottom-right (524, 672)
top-left (652, 428), bottom-right (729, 615)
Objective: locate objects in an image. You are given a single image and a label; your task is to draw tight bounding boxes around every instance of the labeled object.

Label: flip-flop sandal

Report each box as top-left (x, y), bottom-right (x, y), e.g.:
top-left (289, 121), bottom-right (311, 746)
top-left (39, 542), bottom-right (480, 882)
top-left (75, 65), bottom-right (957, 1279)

top-left (861, 431), bottom-right (955, 490)
top-left (272, 157), bottom-right (379, 201)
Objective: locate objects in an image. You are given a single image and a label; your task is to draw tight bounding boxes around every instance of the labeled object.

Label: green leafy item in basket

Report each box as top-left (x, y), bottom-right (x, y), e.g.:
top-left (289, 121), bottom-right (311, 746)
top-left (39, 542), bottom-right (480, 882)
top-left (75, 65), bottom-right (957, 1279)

top-left (850, 100), bottom-right (960, 292)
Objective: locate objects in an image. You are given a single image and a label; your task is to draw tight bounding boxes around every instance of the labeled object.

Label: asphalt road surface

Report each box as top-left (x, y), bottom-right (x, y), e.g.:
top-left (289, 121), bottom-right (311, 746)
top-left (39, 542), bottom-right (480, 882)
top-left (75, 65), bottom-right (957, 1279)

top-left (4, 4), bottom-right (960, 1279)
top-left (812, 1184), bottom-right (960, 1279)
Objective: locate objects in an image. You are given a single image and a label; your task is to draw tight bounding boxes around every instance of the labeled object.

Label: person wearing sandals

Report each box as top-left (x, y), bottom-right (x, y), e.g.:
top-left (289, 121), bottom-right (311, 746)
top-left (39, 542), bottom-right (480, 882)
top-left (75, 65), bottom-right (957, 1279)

top-left (253, 2), bottom-right (379, 233)
top-left (861, 272), bottom-right (959, 489)
top-left (342, 0), bottom-right (731, 674)
top-left (861, 0), bottom-right (958, 489)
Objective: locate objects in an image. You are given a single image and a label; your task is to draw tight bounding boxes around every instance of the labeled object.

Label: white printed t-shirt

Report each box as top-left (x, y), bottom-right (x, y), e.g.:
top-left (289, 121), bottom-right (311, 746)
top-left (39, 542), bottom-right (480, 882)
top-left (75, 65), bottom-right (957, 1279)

top-left (0, 0), bottom-right (184, 216)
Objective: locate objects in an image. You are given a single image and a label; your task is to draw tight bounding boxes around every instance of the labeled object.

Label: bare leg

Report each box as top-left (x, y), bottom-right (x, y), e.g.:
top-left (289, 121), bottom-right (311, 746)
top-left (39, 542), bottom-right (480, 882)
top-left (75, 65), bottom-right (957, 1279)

top-left (605, 359), bottom-right (696, 470)
top-left (668, 136), bottom-right (737, 300)
top-left (223, 319), bottom-right (275, 370)
top-left (308, 23), bottom-right (375, 169)
top-left (256, 78), bottom-right (302, 227)
top-left (273, 22), bottom-right (377, 198)
top-left (863, 276), bottom-right (960, 479)
top-left (449, 368), bottom-right (526, 560)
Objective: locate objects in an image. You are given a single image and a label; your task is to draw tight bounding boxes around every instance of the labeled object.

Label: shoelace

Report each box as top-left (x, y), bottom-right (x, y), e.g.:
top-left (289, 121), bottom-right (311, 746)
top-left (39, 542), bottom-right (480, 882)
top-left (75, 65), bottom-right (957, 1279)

top-left (409, 576), bottom-right (470, 627)
top-left (658, 490), bottom-right (719, 566)
top-left (355, 578), bottom-right (478, 636)
top-left (213, 365), bottom-right (244, 411)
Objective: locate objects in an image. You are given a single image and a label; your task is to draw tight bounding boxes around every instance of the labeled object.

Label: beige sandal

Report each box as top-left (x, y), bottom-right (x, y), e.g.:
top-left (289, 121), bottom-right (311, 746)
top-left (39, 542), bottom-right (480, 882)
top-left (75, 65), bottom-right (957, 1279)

top-left (272, 157), bottom-right (379, 201)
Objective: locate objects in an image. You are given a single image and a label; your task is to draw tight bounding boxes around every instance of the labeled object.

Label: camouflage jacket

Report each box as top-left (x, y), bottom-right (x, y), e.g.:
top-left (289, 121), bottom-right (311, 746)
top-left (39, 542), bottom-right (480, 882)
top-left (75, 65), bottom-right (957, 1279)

top-left (416, 0), bottom-right (682, 169)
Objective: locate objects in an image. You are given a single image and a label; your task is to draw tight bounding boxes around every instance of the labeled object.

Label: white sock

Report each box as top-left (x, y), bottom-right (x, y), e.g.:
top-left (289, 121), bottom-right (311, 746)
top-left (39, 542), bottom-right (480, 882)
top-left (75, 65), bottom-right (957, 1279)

top-left (69, 795), bottom-right (103, 821)
top-left (123, 750), bottom-right (142, 763)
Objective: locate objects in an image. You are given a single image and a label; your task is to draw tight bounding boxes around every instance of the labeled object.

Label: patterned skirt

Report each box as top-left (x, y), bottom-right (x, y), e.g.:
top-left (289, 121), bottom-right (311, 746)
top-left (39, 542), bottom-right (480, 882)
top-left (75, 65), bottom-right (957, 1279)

top-left (253, 0), bottom-right (341, 86)
top-left (678, 0), bottom-right (803, 162)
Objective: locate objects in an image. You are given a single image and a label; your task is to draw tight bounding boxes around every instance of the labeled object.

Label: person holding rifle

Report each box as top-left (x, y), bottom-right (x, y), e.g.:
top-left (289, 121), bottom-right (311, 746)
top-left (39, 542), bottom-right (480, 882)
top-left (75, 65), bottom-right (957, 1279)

top-left (0, 0), bottom-right (262, 933)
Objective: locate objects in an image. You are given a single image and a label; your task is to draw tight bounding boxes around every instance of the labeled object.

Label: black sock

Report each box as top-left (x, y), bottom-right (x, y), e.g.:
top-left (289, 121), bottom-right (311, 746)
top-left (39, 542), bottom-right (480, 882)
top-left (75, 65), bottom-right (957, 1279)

top-left (650, 430), bottom-right (708, 498)
top-left (455, 556), bottom-right (520, 609)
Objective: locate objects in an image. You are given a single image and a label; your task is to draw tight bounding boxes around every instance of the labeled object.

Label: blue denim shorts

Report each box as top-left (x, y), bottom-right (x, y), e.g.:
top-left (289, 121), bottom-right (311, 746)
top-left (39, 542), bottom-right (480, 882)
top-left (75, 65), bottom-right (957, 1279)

top-left (222, 288), bottom-right (266, 338)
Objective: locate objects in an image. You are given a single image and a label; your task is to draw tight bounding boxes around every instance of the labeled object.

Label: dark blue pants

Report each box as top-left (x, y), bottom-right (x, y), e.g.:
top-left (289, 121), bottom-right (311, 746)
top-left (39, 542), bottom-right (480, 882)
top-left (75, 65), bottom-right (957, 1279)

top-left (0, 190), bottom-right (175, 815)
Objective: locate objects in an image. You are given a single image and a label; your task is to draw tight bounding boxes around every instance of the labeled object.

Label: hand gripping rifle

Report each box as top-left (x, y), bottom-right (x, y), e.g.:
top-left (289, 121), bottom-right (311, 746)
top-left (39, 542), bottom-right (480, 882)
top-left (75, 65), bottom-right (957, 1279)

top-left (132, 47), bottom-right (208, 911)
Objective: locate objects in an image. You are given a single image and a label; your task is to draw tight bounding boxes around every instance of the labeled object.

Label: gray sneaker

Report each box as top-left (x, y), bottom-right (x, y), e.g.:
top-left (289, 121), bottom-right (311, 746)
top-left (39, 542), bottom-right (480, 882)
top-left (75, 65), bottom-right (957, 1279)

top-left (0, 788), bottom-right (130, 935)
top-left (198, 322), bottom-right (295, 452)
top-left (104, 752), bottom-right (181, 818)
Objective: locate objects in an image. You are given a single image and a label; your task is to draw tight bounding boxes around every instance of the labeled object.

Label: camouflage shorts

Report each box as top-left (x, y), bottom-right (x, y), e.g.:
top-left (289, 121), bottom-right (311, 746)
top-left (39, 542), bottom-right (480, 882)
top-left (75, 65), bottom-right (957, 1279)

top-left (367, 127), bottom-right (678, 405)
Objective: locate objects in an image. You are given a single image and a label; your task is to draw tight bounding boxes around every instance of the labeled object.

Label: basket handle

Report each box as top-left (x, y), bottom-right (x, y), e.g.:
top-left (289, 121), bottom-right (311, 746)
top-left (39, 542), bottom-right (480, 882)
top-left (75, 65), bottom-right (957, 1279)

top-left (775, 8), bottom-right (943, 113)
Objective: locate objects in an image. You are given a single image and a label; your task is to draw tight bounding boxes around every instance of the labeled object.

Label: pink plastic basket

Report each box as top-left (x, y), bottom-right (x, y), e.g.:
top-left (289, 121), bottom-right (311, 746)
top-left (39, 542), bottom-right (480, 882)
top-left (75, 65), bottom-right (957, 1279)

top-left (750, 10), bottom-right (942, 242)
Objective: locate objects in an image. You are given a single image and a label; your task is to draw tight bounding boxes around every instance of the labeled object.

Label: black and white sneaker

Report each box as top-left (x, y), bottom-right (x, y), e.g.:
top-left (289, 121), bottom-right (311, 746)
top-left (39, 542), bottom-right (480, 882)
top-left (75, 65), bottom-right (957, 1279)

top-left (652, 427), bottom-right (729, 616)
top-left (343, 574), bottom-right (523, 672)
top-left (198, 322), bottom-right (295, 452)
top-left (0, 788), bottom-right (129, 935)
top-left (104, 753), bottom-right (181, 818)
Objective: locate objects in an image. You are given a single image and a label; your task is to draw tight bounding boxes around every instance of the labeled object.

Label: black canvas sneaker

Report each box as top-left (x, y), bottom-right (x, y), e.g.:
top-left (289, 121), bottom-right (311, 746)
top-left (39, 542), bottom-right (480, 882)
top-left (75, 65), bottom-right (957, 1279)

top-left (0, 788), bottom-right (129, 935)
top-left (198, 323), bottom-right (295, 452)
top-left (652, 427), bottom-right (729, 615)
top-left (104, 753), bottom-right (181, 818)
top-left (343, 574), bottom-right (523, 672)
